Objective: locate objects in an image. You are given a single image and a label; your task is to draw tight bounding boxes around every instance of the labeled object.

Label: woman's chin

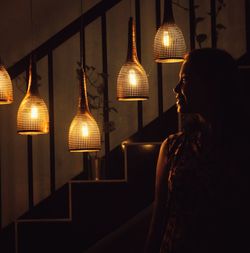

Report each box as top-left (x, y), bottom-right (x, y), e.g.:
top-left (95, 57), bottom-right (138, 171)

top-left (176, 104), bottom-right (187, 113)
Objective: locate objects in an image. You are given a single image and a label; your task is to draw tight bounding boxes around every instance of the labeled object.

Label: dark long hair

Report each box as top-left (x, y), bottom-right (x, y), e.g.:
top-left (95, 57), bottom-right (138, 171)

top-left (185, 48), bottom-right (247, 143)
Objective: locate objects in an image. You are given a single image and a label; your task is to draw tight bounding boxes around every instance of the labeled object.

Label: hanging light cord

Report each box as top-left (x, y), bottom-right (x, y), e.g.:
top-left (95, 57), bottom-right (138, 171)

top-left (129, 0), bottom-right (132, 17)
top-left (30, 0), bottom-right (34, 51)
top-left (80, 0), bottom-right (84, 67)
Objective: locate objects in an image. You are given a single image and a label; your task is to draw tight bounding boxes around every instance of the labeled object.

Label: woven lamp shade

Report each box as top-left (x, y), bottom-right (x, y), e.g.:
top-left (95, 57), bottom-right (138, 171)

top-left (153, 0), bottom-right (186, 63)
top-left (154, 23), bottom-right (186, 63)
top-left (17, 58), bottom-right (49, 135)
top-left (68, 69), bottom-right (101, 152)
top-left (0, 64), bottom-right (13, 104)
top-left (117, 17), bottom-right (149, 101)
top-left (17, 94), bottom-right (49, 134)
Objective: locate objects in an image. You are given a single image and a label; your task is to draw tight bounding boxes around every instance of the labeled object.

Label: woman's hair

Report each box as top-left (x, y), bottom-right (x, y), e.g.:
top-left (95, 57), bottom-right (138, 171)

top-left (185, 48), bottom-right (240, 108)
top-left (185, 48), bottom-right (237, 88)
top-left (184, 48), bottom-right (246, 141)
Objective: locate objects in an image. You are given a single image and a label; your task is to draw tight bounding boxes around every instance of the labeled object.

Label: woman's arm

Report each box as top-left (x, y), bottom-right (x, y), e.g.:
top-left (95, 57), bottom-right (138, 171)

top-left (144, 139), bottom-right (171, 253)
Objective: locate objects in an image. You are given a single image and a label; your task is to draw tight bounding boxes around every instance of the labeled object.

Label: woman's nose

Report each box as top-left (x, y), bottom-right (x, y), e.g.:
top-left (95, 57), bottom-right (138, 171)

top-left (173, 81), bottom-right (181, 94)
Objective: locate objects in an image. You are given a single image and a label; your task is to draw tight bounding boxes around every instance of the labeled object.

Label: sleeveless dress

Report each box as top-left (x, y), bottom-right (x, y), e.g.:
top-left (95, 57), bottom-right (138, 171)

top-left (159, 124), bottom-right (231, 253)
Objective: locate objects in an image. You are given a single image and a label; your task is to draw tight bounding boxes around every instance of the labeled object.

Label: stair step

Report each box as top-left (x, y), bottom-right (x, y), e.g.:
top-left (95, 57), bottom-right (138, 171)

top-left (73, 145), bottom-right (125, 181)
top-left (13, 142), bottom-right (161, 253)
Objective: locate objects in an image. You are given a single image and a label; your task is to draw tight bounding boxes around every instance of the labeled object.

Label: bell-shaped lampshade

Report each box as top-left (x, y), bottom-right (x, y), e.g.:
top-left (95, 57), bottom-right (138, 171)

top-left (117, 17), bottom-right (149, 101)
top-left (0, 64), bottom-right (13, 104)
top-left (68, 68), bottom-right (101, 152)
top-left (153, 0), bottom-right (186, 63)
top-left (17, 57), bottom-right (49, 135)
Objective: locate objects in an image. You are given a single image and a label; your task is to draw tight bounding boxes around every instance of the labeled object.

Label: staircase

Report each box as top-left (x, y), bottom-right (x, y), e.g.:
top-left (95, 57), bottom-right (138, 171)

top-left (0, 104), bottom-right (178, 252)
top-left (2, 0), bottom-right (248, 252)
top-left (1, 1), bottom-right (179, 251)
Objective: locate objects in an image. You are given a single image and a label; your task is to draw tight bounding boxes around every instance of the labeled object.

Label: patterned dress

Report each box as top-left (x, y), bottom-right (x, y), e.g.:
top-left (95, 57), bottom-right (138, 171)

top-left (159, 121), bottom-right (236, 253)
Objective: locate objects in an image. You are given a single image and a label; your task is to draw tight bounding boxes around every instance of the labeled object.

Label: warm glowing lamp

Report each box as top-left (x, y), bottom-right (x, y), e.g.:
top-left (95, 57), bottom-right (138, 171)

top-left (117, 17), bottom-right (149, 101)
top-left (153, 0), bottom-right (186, 63)
top-left (17, 56), bottom-right (49, 135)
top-left (68, 68), bottom-right (101, 152)
top-left (0, 61), bottom-right (13, 104)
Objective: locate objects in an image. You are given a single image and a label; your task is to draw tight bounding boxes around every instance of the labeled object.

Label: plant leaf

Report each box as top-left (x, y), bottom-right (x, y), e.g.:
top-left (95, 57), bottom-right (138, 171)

top-left (99, 72), bottom-right (108, 79)
top-left (103, 121), bottom-right (116, 133)
top-left (196, 34), bottom-right (207, 43)
top-left (109, 107), bottom-right (118, 113)
top-left (97, 86), bottom-right (104, 95)
top-left (216, 23), bottom-right (226, 30)
top-left (195, 17), bottom-right (205, 24)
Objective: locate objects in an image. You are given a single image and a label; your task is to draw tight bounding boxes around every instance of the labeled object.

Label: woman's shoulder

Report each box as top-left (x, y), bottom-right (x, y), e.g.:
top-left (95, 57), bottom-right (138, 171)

top-left (161, 131), bottom-right (185, 155)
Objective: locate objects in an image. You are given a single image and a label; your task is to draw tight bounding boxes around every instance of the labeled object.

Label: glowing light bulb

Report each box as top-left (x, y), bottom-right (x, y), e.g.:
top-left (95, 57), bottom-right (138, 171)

top-left (31, 106), bottom-right (38, 119)
top-left (163, 31), bottom-right (170, 47)
top-left (128, 69), bottom-right (137, 87)
top-left (82, 123), bottom-right (89, 137)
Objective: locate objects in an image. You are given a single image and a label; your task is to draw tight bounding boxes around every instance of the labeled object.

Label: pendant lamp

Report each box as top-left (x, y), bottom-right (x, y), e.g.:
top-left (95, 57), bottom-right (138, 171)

top-left (17, 56), bottom-right (49, 135)
top-left (117, 17), bottom-right (149, 101)
top-left (0, 59), bottom-right (13, 104)
top-left (153, 0), bottom-right (186, 63)
top-left (68, 68), bottom-right (101, 152)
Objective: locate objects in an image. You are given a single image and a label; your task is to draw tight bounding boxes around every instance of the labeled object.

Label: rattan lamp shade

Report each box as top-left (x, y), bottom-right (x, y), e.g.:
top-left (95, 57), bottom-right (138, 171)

top-left (153, 0), bottom-right (186, 63)
top-left (17, 58), bottom-right (49, 135)
top-left (0, 64), bottom-right (13, 104)
top-left (117, 17), bottom-right (149, 101)
top-left (68, 69), bottom-right (101, 152)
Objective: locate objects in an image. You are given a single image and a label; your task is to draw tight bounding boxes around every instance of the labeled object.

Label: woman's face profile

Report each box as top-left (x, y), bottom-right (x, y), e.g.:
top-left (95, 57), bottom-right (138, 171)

top-left (174, 58), bottom-right (206, 114)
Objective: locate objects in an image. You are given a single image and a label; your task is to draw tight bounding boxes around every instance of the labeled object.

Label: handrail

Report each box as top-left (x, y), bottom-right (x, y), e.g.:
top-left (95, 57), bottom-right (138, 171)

top-left (3, 0), bottom-right (123, 229)
top-left (7, 0), bottom-right (122, 79)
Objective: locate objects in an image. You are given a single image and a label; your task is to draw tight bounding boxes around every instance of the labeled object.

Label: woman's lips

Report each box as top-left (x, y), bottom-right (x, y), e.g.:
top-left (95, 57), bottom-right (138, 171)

top-left (176, 96), bottom-right (186, 110)
top-left (176, 96), bottom-right (184, 105)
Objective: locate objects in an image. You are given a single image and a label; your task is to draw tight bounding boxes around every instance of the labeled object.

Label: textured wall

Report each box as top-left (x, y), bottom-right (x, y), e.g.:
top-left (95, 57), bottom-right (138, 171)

top-left (0, 0), bottom-right (246, 227)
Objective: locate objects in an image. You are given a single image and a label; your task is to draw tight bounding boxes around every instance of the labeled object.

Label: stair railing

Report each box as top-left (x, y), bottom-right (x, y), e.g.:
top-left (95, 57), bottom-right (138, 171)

top-left (2, 0), bottom-right (221, 229)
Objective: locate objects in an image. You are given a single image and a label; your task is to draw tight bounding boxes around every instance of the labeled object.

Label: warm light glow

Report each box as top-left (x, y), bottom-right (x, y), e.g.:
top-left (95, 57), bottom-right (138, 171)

top-left (117, 17), bottom-right (149, 101)
top-left (68, 112), bottom-right (101, 152)
top-left (128, 69), bottom-right (137, 87)
top-left (163, 31), bottom-right (170, 47)
top-left (81, 123), bottom-right (89, 137)
top-left (0, 65), bottom-right (13, 104)
top-left (30, 106), bottom-right (38, 119)
top-left (121, 141), bottom-right (127, 150)
top-left (153, 23), bottom-right (186, 63)
top-left (143, 144), bottom-right (154, 150)
top-left (17, 94), bottom-right (49, 135)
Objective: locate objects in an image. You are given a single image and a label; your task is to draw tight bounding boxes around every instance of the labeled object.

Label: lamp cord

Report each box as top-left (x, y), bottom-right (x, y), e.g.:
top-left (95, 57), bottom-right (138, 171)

top-left (30, 0), bottom-right (34, 51)
top-left (80, 0), bottom-right (83, 67)
top-left (130, 0), bottom-right (132, 17)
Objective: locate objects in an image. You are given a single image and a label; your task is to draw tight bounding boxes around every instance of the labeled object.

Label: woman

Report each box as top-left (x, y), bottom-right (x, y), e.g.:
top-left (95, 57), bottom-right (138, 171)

top-left (145, 48), bottom-right (249, 253)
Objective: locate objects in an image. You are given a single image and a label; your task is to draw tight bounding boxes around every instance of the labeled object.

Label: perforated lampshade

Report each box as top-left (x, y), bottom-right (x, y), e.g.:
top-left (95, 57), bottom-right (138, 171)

top-left (117, 61), bottom-right (149, 101)
top-left (117, 17), bottom-right (149, 101)
top-left (17, 58), bottom-right (49, 135)
top-left (154, 23), bottom-right (186, 63)
top-left (68, 68), bottom-right (101, 152)
top-left (153, 0), bottom-right (186, 63)
top-left (0, 64), bottom-right (13, 104)
top-left (69, 111), bottom-right (101, 152)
